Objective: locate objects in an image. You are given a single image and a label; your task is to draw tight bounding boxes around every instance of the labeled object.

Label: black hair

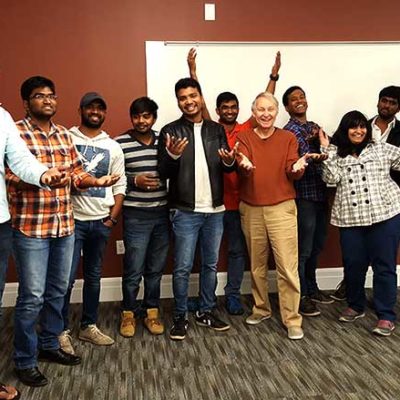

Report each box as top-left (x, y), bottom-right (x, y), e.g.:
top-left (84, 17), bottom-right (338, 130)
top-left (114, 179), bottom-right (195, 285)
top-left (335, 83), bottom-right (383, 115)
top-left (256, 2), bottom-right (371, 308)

top-left (330, 110), bottom-right (372, 158)
top-left (174, 78), bottom-right (202, 97)
top-left (20, 76), bottom-right (55, 101)
top-left (282, 86), bottom-right (306, 107)
top-left (216, 92), bottom-right (239, 108)
top-left (129, 97), bottom-right (158, 119)
top-left (378, 86), bottom-right (400, 104)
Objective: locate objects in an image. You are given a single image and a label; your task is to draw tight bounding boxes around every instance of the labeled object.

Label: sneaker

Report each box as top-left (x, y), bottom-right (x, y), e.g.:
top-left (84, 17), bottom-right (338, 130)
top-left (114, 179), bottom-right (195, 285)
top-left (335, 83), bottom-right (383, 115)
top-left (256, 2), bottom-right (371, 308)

top-left (330, 280), bottom-right (346, 302)
top-left (120, 311), bottom-right (136, 337)
top-left (79, 324), bottom-right (115, 345)
top-left (338, 307), bottom-right (365, 322)
top-left (58, 329), bottom-right (75, 355)
top-left (195, 311), bottom-right (230, 331)
top-left (288, 326), bottom-right (304, 340)
top-left (310, 290), bottom-right (334, 304)
top-left (170, 315), bottom-right (189, 340)
top-left (373, 320), bottom-right (395, 337)
top-left (300, 297), bottom-right (321, 317)
top-left (226, 297), bottom-right (244, 315)
top-left (144, 308), bottom-right (164, 335)
top-left (245, 313), bottom-right (271, 325)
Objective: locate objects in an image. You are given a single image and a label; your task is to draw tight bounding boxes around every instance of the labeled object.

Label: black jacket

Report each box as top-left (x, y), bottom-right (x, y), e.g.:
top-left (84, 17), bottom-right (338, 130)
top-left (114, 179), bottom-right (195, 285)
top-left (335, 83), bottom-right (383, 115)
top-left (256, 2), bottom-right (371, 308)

top-left (158, 116), bottom-right (234, 211)
top-left (370, 117), bottom-right (400, 187)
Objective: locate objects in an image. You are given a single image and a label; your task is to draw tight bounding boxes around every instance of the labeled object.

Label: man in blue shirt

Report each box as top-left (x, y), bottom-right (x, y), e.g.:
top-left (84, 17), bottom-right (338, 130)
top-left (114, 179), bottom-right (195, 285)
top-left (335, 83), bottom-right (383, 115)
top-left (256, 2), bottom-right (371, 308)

top-left (0, 106), bottom-right (62, 396)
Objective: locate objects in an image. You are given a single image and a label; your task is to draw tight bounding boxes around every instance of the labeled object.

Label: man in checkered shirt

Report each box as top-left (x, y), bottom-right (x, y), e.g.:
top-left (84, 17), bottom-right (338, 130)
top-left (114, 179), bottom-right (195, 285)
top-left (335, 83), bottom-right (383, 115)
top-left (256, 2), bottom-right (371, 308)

top-left (7, 76), bottom-right (119, 388)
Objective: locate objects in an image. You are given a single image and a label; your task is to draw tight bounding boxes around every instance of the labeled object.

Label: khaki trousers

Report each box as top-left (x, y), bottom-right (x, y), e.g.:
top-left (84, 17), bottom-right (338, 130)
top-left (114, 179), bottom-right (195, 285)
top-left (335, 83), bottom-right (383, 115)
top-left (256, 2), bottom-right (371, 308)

top-left (239, 200), bottom-right (302, 328)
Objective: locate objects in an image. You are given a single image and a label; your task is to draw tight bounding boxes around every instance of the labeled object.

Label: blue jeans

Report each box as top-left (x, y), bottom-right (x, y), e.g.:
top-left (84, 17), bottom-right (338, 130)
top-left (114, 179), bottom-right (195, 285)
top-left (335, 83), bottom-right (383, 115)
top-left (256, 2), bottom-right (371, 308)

top-left (171, 210), bottom-right (224, 316)
top-left (13, 230), bottom-right (74, 369)
top-left (340, 214), bottom-right (400, 321)
top-left (296, 199), bottom-right (328, 297)
top-left (62, 219), bottom-right (111, 329)
top-left (0, 221), bottom-right (12, 321)
top-left (122, 209), bottom-right (169, 313)
top-left (223, 210), bottom-right (247, 300)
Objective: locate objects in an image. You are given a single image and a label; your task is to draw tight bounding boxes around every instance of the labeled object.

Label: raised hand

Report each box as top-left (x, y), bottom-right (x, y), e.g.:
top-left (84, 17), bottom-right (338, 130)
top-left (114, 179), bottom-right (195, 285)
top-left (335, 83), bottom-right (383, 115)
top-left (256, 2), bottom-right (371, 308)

top-left (134, 173), bottom-right (161, 191)
top-left (187, 48), bottom-right (197, 77)
top-left (165, 133), bottom-right (188, 156)
top-left (271, 51), bottom-right (281, 77)
top-left (319, 128), bottom-right (330, 147)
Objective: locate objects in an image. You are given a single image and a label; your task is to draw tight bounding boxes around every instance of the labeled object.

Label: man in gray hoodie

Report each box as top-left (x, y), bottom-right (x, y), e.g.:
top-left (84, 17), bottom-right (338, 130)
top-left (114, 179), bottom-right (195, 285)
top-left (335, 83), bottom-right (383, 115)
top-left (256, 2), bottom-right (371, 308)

top-left (60, 93), bottom-right (126, 354)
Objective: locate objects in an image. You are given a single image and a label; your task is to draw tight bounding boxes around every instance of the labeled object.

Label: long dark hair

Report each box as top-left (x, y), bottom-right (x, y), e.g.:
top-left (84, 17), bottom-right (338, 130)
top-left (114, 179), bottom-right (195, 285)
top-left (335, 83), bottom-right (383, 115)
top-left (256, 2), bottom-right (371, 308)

top-left (330, 110), bottom-right (372, 158)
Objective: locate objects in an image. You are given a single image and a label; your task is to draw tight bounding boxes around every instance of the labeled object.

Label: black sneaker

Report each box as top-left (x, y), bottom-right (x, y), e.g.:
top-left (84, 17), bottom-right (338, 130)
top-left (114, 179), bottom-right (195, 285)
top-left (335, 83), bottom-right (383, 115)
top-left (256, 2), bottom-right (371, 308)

top-left (169, 315), bottom-right (188, 340)
top-left (310, 289), bottom-right (334, 304)
top-left (300, 296), bottom-right (321, 317)
top-left (330, 280), bottom-right (346, 302)
top-left (195, 311), bottom-right (230, 331)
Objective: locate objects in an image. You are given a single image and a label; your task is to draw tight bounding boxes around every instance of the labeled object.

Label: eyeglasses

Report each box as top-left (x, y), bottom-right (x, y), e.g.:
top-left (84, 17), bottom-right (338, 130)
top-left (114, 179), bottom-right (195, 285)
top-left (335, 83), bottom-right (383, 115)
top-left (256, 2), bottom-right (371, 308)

top-left (29, 93), bottom-right (58, 101)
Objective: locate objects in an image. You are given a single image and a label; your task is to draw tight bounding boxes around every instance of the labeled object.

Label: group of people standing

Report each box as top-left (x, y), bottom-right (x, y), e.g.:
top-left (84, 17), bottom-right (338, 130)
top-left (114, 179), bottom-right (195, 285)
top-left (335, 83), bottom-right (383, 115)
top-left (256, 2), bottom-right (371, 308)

top-left (1, 51), bottom-right (400, 398)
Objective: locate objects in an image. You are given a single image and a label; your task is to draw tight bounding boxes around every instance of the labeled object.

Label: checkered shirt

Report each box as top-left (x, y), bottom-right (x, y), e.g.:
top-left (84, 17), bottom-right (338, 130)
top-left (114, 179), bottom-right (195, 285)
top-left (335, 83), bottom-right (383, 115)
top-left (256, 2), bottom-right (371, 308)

top-left (6, 118), bottom-right (89, 238)
top-left (321, 142), bottom-right (400, 227)
top-left (284, 118), bottom-right (327, 202)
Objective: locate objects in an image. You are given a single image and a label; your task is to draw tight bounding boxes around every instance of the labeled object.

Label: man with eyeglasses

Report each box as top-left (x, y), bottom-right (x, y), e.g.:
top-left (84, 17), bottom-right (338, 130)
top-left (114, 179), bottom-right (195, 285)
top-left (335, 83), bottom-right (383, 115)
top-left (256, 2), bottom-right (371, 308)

top-left (7, 76), bottom-right (119, 387)
top-left (0, 105), bottom-right (64, 400)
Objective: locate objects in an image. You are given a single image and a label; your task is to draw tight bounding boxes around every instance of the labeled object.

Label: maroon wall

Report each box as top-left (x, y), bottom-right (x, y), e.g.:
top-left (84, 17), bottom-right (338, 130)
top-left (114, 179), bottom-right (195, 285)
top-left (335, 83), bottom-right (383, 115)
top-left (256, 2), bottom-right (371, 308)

top-left (2, 0), bottom-right (399, 281)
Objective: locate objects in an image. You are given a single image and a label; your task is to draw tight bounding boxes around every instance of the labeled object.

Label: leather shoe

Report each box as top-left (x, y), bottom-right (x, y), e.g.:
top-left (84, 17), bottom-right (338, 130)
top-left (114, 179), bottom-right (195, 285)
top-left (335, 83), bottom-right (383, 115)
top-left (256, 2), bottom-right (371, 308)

top-left (38, 348), bottom-right (81, 365)
top-left (15, 366), bottom-right (48, 387)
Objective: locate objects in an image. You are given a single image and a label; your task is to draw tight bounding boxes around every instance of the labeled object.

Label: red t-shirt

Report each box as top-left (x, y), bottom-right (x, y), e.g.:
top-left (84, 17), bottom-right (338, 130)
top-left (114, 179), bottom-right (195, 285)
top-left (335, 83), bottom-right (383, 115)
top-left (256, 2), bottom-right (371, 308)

top-left (223, 119), bottom-right (253, 210)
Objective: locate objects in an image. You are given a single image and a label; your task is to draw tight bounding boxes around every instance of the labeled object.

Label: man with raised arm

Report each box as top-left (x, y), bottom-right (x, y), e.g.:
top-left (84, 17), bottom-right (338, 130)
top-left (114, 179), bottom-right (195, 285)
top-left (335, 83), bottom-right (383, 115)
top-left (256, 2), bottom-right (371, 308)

top-left (187, 48), bottom-right (281, 315)
top-left (282, 86), bottom-right (332, 318)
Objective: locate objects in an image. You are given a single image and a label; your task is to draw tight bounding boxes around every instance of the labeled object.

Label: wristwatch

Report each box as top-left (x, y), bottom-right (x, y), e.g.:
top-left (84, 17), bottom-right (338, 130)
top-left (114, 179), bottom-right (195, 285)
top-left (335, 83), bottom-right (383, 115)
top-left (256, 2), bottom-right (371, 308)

top-left (102, 215), bottom-right (118, 225)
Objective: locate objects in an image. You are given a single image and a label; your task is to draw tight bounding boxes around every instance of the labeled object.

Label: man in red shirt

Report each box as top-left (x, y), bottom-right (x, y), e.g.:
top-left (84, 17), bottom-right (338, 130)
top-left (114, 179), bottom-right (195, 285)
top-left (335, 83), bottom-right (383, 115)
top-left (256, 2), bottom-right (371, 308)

top-left (187, 49), bottom-right (280, 314)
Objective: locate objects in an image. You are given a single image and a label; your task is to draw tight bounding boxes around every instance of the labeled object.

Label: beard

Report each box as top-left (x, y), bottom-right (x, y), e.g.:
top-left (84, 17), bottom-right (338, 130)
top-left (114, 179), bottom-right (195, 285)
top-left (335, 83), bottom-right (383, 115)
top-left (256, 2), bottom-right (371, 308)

top-left (81, 116), bottom-right (104, 129)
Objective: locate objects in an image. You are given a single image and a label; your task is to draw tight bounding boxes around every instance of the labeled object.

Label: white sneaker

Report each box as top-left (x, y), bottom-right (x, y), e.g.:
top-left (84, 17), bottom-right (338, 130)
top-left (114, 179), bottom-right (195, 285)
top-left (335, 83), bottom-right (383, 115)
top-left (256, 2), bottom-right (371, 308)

top-left (288, 326), bottom-right (304, 340)
top-left (58, 329), bottom-right (75, 355)
top-left (79, 324), bottom-right (115, 346)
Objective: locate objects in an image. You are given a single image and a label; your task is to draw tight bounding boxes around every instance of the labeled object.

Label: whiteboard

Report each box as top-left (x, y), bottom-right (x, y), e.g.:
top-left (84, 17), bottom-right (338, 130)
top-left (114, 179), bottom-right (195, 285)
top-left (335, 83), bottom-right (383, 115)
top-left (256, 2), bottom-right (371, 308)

top-left (146, 41), bottom-right (400, 134)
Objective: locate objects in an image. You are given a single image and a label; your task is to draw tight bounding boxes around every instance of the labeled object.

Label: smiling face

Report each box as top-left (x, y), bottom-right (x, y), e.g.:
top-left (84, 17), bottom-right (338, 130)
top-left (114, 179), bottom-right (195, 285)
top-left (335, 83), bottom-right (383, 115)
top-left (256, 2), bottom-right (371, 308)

top-left (252, 95), bottom-right (278, 129)
top-left (216, 100), bottom-right (239, 125)
top-left (348, 124), bottom-right (368, 145)
top-left (80, 101), bottom-right (106, 129)
top-left (131, 111), bottom-right (156, 134)
top-left (285, 88), bottom-right (308, 118)
top-left (176, 86), bottom-right (203, 122)
top-left (25, 86), bottom-right (57, 120)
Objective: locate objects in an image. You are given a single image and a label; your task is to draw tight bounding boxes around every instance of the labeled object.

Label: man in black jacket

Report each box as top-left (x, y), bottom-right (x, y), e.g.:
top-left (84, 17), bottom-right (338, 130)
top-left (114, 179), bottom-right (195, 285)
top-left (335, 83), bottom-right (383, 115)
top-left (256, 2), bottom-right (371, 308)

top-left (158, 78), bottom-right (236, 340)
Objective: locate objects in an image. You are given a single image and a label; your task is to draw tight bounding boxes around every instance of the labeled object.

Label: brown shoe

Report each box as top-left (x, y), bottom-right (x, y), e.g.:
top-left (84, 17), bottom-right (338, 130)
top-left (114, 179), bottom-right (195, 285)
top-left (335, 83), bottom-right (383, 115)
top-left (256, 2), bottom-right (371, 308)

top-left (144, 308), bottom-right (164, 335)
top-left (58, 329), bottom-right (75, 355)
top-left (120, 311), bottom-right (136, 337)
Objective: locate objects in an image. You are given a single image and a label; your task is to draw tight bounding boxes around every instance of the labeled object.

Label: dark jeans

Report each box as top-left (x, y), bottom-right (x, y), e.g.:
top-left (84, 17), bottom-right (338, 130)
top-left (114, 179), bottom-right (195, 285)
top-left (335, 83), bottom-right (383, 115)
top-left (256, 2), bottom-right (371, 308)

top-left (0, 221), bottom-right (12, 321)
top-left (13, 230), bottom-right (74, 369)
top-left (171, 210), bottom-right (224, 316)
top-left (122, 209), bottom-right (169, 314)
top-left (340, 213), bottom-right (400, 321)
top-left (296, 199), bottom-right (328, 297)
top-left (62, 219), bottom-right (111, 329)
top-left (223, 210), bottom-right (247, 300)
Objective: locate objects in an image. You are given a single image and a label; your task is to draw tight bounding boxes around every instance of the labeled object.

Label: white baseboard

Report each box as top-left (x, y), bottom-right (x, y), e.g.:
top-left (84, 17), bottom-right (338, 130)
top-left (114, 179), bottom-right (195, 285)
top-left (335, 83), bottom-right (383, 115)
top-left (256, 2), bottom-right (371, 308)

top-left (2, 266), bottom-right (399, 308)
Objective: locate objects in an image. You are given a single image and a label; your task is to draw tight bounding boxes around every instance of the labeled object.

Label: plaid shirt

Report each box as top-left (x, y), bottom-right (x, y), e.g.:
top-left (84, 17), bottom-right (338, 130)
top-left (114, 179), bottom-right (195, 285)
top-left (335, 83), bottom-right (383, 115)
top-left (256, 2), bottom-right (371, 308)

top-left (321, 142), bottom-right (400, 227)
top-left (6, 118), bottom-right (89, 238)
top-left (283, 118), bottom-right (327, 202)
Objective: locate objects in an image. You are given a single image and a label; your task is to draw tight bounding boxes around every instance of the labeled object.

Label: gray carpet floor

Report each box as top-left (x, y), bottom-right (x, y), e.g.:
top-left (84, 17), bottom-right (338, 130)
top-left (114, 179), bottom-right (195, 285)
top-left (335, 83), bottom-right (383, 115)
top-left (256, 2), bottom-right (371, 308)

top-left (0, 292), bottom-right (399, 400)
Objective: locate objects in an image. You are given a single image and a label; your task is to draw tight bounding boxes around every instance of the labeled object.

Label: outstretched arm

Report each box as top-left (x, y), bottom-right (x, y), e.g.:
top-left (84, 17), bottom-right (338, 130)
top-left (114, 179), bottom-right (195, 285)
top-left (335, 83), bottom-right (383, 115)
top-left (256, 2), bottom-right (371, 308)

top-left (187, 48), bottom-right (212, 121)
top-left (265, 51), bottom-right (281, 94)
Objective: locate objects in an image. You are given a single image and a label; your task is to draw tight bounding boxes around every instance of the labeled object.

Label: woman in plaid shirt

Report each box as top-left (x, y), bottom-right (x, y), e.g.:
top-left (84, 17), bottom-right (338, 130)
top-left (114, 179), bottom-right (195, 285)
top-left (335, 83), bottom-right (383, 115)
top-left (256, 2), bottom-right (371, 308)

top-left (320, 110), bottom-right (400, 337)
